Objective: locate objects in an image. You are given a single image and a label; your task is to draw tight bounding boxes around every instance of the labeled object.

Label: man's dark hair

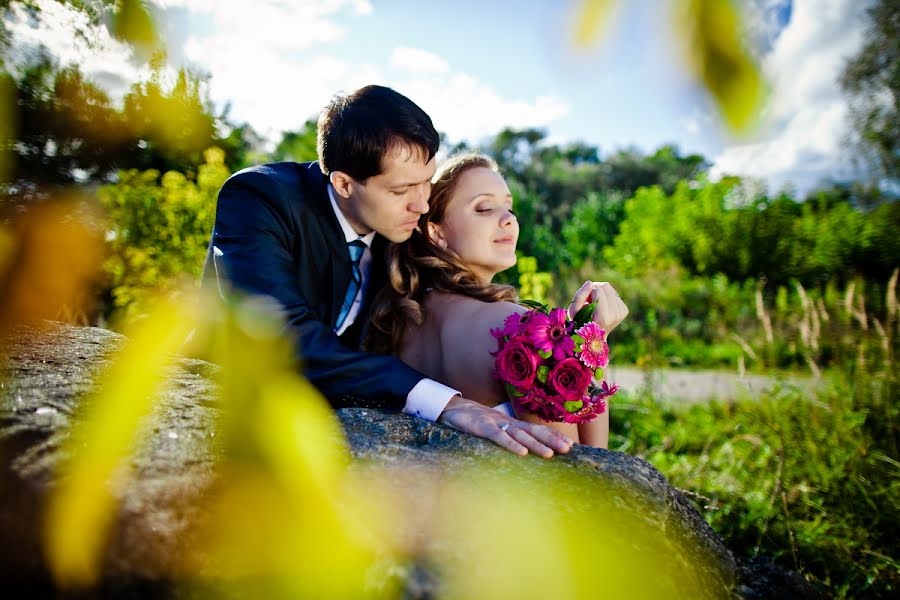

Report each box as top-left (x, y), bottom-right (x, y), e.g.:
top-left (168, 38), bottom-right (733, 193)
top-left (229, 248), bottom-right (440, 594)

top-left (317, 85), bottom-right (440, 181)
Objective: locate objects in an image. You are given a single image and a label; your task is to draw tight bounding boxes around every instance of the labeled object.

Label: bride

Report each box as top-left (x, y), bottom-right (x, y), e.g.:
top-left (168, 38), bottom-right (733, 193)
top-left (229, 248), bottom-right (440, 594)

top-left (366, 153), bottom-right (628, 450)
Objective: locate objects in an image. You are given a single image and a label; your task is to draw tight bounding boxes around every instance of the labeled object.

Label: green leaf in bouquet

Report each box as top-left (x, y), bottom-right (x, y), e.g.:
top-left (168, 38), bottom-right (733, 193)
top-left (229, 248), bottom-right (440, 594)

top-left (594, 367), bottom-right (604, 380)
top-left (536, 365), bottom-right (549, 384)
top-left (563, 400), bottom-right (583, 413)
top-left (504, 382), bottom-right (525, 398)
top-left (538, 349), bottom-right (552, 360)
top-left (572, 334), bottom-right (584, 352)
top-left (519, 299), bottom-right (548, 312)
top-left (573, 302), bottom-right (596, 328)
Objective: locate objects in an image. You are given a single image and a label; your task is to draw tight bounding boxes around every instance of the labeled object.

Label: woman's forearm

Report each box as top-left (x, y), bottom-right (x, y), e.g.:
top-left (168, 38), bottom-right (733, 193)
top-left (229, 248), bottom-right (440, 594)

top-left (577, 410), bottom-right (609, 449)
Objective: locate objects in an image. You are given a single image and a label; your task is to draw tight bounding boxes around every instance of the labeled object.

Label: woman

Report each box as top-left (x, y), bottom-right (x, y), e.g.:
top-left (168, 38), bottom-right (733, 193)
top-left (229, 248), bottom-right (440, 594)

top-left (367, 153), bottom-right (627, 449)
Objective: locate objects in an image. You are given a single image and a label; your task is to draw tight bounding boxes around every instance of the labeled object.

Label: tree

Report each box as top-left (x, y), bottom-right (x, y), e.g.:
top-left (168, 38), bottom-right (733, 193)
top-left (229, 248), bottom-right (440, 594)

top-left (97, 146), bottom-right (230, 321)
top-left (840, 0), bottom-right (899, 188)
top-left (4, 57), bottom-right (131, 202)
top-left (271, 119), bottom-right (318, 163)
top-left (121, 62), bottom-right (218, 174)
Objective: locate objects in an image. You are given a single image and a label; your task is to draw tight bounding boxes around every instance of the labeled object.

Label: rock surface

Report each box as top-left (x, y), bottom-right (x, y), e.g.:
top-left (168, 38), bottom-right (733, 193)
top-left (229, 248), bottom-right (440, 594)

top-left (0, 323), bottom-right (817, 598)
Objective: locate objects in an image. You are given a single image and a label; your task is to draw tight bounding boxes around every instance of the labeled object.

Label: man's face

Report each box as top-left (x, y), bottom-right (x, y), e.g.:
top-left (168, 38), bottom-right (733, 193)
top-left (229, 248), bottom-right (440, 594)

top-left (342, 145), bottom-right (436, 243)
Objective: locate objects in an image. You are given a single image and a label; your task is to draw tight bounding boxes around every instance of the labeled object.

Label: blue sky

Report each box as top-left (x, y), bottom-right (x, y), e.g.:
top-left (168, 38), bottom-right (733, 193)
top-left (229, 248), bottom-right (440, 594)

top-left (4, 0), bottom-right (874, 194)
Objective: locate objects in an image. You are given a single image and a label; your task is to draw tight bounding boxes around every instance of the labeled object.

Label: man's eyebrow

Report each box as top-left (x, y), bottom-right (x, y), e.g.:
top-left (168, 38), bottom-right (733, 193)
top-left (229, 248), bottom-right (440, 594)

top-left (391, 178), bottom-right (429, 189)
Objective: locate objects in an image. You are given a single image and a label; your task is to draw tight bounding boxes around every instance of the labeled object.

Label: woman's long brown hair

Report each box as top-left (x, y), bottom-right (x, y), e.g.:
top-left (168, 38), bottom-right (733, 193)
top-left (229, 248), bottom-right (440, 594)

top-left (365, 153), bottom-right (518, 355)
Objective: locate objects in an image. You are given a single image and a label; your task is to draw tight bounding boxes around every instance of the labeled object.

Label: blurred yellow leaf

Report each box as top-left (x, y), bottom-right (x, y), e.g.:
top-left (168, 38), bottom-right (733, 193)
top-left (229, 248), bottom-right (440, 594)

top-left (571, 0), bottom-right (618, 50)
top-left (177, 294), bottom-right (377, 596)
top-left (0, 201), bottom-right (104, 339)
top-left (44, 294), bottom-right (200, 587)
top-left (677, 0), bottom-right (767, 132)
top-left (112, 0), bottom-right (160, 54)
top-left (432, 463), bottom-right (728, 599)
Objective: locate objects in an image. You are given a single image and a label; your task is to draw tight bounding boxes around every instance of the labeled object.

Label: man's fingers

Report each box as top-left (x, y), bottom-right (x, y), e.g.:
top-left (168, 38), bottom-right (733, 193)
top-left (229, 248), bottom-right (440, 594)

top-left (521, 422), bottom-right (573, 453)
top-left (492, 429), bottom-right (528, 456)
top-left (506, 427), bottom-right (554, 458)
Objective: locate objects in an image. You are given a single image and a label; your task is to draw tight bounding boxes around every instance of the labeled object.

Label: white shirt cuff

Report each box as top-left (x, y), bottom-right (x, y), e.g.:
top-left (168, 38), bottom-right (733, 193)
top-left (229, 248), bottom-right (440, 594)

top-left (402, 379), bottom-right (459, 422)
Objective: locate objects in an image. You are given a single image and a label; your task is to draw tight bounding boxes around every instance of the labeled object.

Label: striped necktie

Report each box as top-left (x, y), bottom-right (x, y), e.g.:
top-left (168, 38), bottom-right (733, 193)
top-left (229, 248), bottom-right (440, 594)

top-left (335, 239), bottom-right (366, 331)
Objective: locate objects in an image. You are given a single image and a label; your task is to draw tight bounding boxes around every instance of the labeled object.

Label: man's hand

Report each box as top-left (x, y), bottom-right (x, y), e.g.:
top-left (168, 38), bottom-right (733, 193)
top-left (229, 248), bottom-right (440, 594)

top-left (437, 396), bottom-right (573, 458)
top-left (567, 281), bottom-right (629, 336)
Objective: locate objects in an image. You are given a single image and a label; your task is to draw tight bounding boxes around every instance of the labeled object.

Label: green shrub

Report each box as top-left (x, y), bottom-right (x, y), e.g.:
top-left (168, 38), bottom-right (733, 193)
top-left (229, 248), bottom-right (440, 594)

top-left (98, 147), bottom-right (229, 323)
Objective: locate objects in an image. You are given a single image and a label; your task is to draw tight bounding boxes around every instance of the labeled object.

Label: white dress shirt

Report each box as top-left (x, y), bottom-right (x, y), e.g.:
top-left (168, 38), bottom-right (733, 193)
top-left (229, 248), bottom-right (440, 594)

top-left (327, 186), bottom-right (458, 421)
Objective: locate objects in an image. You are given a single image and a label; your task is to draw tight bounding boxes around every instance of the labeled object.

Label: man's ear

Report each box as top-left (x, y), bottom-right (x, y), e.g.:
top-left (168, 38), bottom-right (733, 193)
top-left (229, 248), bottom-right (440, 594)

top-left (330, 171), bottom-right (354, 199)
top-left (427, 222), bottom-right (448, 250)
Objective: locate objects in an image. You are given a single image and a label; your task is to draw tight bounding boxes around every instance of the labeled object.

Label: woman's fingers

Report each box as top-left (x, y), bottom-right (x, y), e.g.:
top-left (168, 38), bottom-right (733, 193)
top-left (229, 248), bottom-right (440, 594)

top-left (591, 284), bottom-right (611, 327)
top-left (590, 282), bottom-right (628, 332)
top-left (567, 280), bottom-right (593, 320)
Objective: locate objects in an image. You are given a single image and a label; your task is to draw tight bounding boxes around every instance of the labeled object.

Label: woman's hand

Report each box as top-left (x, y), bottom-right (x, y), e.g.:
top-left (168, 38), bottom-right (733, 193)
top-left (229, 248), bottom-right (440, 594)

top-left (566, 281), bottom-right (629, 336)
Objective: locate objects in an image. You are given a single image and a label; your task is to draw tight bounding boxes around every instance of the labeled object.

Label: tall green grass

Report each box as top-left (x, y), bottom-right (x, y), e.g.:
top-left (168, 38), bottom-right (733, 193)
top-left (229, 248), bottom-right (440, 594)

top-left (611, 273), bottom-right (899, 597)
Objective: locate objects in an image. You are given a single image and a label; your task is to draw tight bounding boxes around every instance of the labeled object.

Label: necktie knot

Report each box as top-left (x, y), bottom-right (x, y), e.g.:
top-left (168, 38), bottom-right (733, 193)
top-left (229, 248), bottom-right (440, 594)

top-left (348, 239), bottom-right (366, 265)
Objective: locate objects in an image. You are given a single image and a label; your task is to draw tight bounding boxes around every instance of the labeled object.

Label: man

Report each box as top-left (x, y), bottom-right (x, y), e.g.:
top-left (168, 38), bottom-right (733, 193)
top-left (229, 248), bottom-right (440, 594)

top-left (203, 85), bottom-right (573, 457)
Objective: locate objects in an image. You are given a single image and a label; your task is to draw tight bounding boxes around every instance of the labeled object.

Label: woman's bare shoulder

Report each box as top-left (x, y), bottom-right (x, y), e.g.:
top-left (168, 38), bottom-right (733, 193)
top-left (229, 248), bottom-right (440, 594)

top-left (436, 297), bottom-right (525, 404)
top-left (439, 296), bottom-right (523, 331)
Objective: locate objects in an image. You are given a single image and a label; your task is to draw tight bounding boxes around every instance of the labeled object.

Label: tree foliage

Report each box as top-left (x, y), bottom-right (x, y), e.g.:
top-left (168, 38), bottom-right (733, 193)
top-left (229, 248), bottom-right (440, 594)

top-left (97, 147), bottom-right (229, 321)
top-left (840, 0), bottom-right (899, 187)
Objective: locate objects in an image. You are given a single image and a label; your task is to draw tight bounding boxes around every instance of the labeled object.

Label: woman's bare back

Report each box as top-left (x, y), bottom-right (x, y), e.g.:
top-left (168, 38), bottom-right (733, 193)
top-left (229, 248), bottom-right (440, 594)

top-left (399, 292), bottom-right (518, 408)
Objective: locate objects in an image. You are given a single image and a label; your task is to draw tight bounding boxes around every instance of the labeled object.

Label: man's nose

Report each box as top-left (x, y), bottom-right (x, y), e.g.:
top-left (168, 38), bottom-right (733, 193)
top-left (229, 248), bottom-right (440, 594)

top-left (409, 183), bottom-right (430, 214)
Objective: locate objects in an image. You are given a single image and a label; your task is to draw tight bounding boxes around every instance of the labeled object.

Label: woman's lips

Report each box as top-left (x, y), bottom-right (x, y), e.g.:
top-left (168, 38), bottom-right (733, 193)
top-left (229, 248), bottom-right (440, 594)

top-left (494, 236), bottom-right (515, 243)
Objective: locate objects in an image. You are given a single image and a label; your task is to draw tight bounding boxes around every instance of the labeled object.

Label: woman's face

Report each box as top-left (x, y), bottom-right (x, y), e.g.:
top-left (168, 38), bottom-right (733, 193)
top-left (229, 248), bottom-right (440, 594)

top-left (428, 167), bottom-right (518, 283)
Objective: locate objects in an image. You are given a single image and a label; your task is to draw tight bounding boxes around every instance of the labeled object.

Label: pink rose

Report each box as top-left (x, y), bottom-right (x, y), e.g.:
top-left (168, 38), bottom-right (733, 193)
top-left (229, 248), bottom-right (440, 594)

top-left (547, 357), bottom-right (592, 401)
top-left (496, 340), bottom-right (540, 388)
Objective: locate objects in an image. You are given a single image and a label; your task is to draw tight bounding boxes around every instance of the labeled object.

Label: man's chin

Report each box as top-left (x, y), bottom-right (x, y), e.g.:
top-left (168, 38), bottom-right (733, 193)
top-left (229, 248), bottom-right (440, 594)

top-left (385, 229), bottom-right (415, 243)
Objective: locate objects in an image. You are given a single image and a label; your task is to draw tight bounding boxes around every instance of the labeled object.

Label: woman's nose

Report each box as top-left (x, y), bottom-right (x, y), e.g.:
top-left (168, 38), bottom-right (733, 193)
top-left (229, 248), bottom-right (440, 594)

top-left (500, 208), bottom-right (517, 226)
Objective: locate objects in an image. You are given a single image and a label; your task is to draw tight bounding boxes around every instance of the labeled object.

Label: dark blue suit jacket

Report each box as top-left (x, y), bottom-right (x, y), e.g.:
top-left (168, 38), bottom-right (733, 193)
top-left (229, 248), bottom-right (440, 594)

top-left (202, 161), bottom-right (424, 411)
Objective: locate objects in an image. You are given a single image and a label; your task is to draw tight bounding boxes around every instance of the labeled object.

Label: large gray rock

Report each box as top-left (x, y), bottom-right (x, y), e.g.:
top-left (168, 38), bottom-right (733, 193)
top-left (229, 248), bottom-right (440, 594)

top-left (0, 323), bottom-right (816, 598)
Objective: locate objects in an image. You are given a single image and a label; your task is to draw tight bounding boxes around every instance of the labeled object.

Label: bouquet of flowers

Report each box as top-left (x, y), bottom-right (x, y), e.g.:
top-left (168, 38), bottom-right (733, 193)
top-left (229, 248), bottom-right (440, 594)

top-left (491, 301), bottom-right (618, 424)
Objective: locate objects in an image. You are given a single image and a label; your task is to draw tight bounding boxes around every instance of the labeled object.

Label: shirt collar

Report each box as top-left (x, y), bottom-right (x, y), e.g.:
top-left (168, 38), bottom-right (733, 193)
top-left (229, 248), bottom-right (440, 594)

top-left (327, 184), bottom-right (376, 247)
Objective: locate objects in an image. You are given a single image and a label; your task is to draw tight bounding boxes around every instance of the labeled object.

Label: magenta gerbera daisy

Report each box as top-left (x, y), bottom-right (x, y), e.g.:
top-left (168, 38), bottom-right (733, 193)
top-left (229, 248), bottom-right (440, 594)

top-left (526, 307), bottom-right (575, 359)
top-left (575, 322), bottom-right (609, 369)
top-left (500, 309), bottom-right (539, 338)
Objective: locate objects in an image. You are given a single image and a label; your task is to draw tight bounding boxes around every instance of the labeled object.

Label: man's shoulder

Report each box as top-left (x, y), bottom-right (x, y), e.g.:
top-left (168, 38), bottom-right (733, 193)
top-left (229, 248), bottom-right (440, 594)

top-left (222, 161), bottom-right (327, 211)
top-left (228, 160), bottom-right (323, 186)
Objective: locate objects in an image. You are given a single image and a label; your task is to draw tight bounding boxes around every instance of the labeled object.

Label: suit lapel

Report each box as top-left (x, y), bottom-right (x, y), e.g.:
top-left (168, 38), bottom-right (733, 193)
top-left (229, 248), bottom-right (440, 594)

top-left (303, 163), bottom-right (351, 327)
top-left (357, 235), bottom-right (389, 346)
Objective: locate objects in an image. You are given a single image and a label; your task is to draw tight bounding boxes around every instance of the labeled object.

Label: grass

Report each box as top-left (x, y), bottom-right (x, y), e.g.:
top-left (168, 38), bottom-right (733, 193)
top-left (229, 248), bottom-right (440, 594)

top-left (611, 343), bottom-right (898, 597)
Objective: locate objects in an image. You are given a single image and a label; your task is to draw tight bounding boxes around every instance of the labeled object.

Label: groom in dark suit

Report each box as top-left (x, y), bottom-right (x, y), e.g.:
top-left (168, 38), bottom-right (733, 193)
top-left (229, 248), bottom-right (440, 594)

top-left (203, 85), bottom-right (572, 458)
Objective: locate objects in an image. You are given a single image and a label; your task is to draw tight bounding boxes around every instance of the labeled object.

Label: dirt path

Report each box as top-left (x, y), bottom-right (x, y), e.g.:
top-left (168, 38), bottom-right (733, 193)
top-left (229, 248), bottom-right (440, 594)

top-left (605, 365), bottom-right (819, 403)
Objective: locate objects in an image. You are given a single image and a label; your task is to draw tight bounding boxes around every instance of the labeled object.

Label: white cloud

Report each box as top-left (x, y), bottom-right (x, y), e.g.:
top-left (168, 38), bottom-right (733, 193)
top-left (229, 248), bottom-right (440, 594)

top-left (711, 0), bottom-right (872, 194)
top-left (390, 47), bottom-right (449, 75)
top-left (6, 0), bottom-right (571, 149)
top-left (155, 0), bottom-right (384, 137)
top-left (398, 73), bottom-right (571, 143)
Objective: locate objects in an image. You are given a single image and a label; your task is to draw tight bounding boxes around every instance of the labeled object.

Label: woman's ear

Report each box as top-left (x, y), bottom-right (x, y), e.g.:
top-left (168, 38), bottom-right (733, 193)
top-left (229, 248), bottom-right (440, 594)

top-left (427, 222), bottom-right (448, 250)
top-left (330, 171), bottom-right (354, 199)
